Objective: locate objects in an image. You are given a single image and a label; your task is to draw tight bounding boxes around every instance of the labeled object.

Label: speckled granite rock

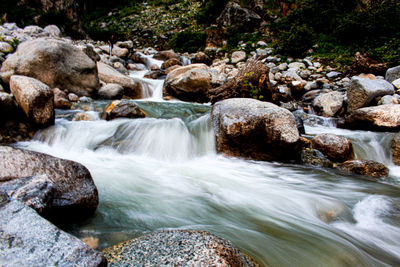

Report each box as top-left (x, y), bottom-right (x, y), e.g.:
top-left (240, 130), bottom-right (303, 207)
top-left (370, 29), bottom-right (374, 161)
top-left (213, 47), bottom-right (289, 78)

top-left (312, 134), bottom-right (353, 162)
top-left (0, 146), bottom-right (98, 220)
top-left (339, 160), bottom-right (389, 178)
top-left (0, 191), bottom-right (107, 266)
top-left (102, 230), bottom-right (257, 266)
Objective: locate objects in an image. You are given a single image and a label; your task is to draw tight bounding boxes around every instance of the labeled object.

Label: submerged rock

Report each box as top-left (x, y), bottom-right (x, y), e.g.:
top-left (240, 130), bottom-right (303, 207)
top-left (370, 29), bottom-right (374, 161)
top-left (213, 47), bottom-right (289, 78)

top-left (0, 192), bottom-right (107, 266)
top-left (312, 134), bottom-right (353, 162)
top-left (211, 98), bottom-right (300, 161)
top-left (339, 160), bottom-right (389, 178)
top-left (300, 148), bottom-right (332, 167)
top-left (0, 146), bottom-right (98, 220)
top-left (102, 230), bottom-right (257, 266)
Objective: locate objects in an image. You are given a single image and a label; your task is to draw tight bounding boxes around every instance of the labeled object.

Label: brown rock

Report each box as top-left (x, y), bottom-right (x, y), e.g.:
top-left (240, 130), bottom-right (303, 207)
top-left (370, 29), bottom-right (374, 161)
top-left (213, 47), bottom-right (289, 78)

top-left (165, 65), bottom-right (181, 75)
top-left (102, 100), bottom-right (146, 120)
top-left (392, 132), bottom-right (400, 166)
top-left (339, 160), bottom-right (389, 178)
top-left (153, 50), bottom-right (180, 61)
top-left (53, 88), bottom-right (71, 109)
top-left (192, 52), bottom-right (212, 65)
top-left (161, 58), bottom-right (182, 69)
top-left (312, 134), bottom-right (353, 162)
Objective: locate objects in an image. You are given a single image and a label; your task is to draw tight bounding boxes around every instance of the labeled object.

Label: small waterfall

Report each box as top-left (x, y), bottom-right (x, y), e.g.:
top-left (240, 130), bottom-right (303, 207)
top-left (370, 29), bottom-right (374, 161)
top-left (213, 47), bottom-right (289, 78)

top-left (180, 56), bottom-right (191, 66)
top-left (129, 71), bottom-right (164, 100)
top-left (136, 52), bottom-right (163, 70)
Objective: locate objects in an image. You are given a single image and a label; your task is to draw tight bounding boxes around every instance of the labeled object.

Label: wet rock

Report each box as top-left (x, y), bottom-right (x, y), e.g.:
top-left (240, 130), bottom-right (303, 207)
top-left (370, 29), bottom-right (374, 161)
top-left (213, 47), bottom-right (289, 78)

top-left (217, 2), bottom-right (261, 32)
top-left (231, 51), bottom-right (246, 64)
top-left (386, 65), bottom-right (400, 83)
top-left (161, 58), bottom-right (181, 69)
top-left (347, 76), bottom-right (394, 112)
top-left (312, 134), bottom-right (353, 162)
top-left (391, 132), bottom-right (400, 166)
top-left (53, 88), bottom-right (71, 109)
top-left (98, 83), bottom-right (124, 100)
top-left (153, 50), bottom-right (180, 61)
top-left (0, 146), bottom-right (99, 220)
top-left (0, 38), bottom-right (99, 97)
top-left (43, 25), bottom-right (61, 38)
top-left (339, 160), bottom-right (389, 178)
top-left (144, 70), bottom-right (165, 80)
top-left (103, 230), bottom-right (256, 267)
top-left (0, 194), bottom-right (107, 266)
top-left (300, 148), bottom-right (332, 167)
top-left (312, 91), bottom-right (345, 117)
top-left (10, 75), bottom-right (54, 127)
top-left (97, 62), bottom-right (141, 99)
top-left (73, 113), bottom-right (92, 121)
top-left (102, 100), bottom-right (146, 120)
top-left (345, 104), bottom-right (400, 132)
top-left (211, 98), bottom-right (300, 161)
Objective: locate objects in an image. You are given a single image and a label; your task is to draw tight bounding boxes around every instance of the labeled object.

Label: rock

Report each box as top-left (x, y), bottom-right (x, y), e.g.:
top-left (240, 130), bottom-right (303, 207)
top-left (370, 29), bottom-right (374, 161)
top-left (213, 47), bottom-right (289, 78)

top-left (377, 95), bottom-right (398, 105)
top-left (103, 230), bottom-right (256, 266)
top-left (153, 50), bottom-right (180, 61)
top-left (393, 78), bottom-right (400, 90)
top-left (53, 88), bottom-right (71, 109)
top-left (102, 100), bottom-right (146, 120)
top-left (113, 62), bottom-right (128, 74)
top-left (97, 62), bottom-right (141, 99)
top-left (68, 93), bottom-right (79, 102)
top-left (349, 52), bottom-right (388, 76)
top-left (386, 65), bottom-right (400, 83)
top-left (0, 38), bottom-right (99, 97)
top-left (0, 42), bottom-right (13, 53)
top-left (312, 91), bottom-right (345, 117)
top-left (164, 64), bottom-right (226, 103)
top-left (211, 98), bottom-right (300, 161)
top-left (144, 70), bottom-right (165, 80)
top-left (231, 51), bottom-right (246, 64)
top-left (0, 194), bottom-right (107, 266)
top-left (339, 160), bottom-right (389, 178)
top-left (392, 132), bottom-right (400, 166)
top-left (0, 146), bottom-right (99, 219)
top-left (23, 25), bottom-right (43, 35)
top-left (100, 45), bottom-right (129, 58)
top-left (216, 2), bottom-right (261, 31)
top-left (80, 44), bottom-right (101, 62)
top-left (10, 75), bottom-right (54, 127)
top-left (165, 65), bottom-right (181, 75)
top-left (288, 62), bottom-right (306, 70)
top-left (43, 25), bottom-right (61, 37)
top-left (347, 76), bottom-right (394, 112)
top-left (346, 104), bottom-right (400, 131)
top-left (326, 71), bottom-right (341, 80)
top-left (116, 40), bottom-right (133, 49)
top-left (161, 58), bottom-right (182, 69)
top-left (127, 63), bottom-right (146, 71)
top-left (192, 52), bottom-right (211, 65)
top-left (98, 84), bottom-right (124, 99)
top-left (312, 134), bottom-right (353, 162)
top-left (300, 148), bottom-right (332, 167)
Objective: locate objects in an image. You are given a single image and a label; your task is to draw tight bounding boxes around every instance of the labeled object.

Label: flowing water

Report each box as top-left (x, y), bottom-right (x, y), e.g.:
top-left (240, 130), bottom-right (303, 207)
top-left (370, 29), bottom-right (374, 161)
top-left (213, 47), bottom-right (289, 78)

top-left (15, 64), bottom-right (400, 266)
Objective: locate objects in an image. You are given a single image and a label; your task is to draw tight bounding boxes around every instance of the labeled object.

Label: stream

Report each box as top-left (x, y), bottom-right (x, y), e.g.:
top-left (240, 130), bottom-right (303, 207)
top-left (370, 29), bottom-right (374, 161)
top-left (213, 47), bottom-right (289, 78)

top-left (16, 55), bottom-right (400, 266)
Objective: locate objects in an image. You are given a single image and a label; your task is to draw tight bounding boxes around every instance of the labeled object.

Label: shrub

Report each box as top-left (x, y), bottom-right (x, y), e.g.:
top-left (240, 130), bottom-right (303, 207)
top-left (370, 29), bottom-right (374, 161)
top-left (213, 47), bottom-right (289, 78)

top-left (167, 30), bottom-right (207, 53)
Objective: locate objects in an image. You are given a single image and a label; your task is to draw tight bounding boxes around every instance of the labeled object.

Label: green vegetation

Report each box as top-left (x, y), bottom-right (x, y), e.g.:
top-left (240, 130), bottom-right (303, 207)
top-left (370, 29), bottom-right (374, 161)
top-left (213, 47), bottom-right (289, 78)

top-left (166, 30), bottom-right (207, 53)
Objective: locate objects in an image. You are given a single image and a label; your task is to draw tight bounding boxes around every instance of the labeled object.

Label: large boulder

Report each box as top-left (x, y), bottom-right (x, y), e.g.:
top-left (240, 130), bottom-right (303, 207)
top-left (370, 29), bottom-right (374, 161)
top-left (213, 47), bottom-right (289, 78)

top-left (164, 64), bottom-right (227, 103)
top-left (347, 76), bottom-right (394, 113)
top-left (217, 2), bottom-right (262, 31)
top-left (211, 98), bottom-right (300, 161)
top-left (98, 83), bottom-right (124, 100)
top-left (0, 38), bottom-right (99, 97)
top-left (97, 62), bottom-right (141, 99)
top-left (0, 192), bottom-right (107, 266)
top-left (339, 160), bottom-right (389, 179)
top-left (0, 146), bottom-right (99, 220)
top-left (311, 134), bottom-right (353, 162)
top-left (10, 75), bottom-right (54, 127)
top-left (386, 65), bottom-right (400, 83)
top-left (312, 91), bottom-right (345, 117)
top-left (345, 104), bottom-right (400, 131)
top-left (102, 230), bottom-right (256, 266)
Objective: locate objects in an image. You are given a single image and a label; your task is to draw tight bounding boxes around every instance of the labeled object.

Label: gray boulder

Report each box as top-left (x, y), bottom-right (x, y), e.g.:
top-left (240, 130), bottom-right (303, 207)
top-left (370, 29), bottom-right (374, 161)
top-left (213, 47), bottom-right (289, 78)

top-left (231, 51), bottom-right (246, 64)
top-left (43, 25), bottom-right (61, 37)
top-left (115, 40), bottom-right (133, 49)
top-left (103, 230), bottom-right (256, 266)
top-left (98, 83), bottom-right (124, 99)
top-left (0, 146), bottom-right (99, 219)
top-left (386, 66), bottom-right (400, 83)
top-left (312, 91), bottom-right (344, 117)
top-left (0, 38), bottom-right (99, 96)
top-left (211, 98), bottom-right (300, 161)
top-left (346, 104), bottom-right (400, 131)
top-left (10, 75), bottom-right (54, 127)
top-left (0, 192), bottom-right (107, 266)
top-left (347, 76), bottom-right (394, 112)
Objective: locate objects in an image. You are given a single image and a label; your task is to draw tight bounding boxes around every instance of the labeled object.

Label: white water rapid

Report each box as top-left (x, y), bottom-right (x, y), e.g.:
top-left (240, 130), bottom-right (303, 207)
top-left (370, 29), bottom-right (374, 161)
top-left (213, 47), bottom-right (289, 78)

top-left (17, 101), bottom-right (400, 266)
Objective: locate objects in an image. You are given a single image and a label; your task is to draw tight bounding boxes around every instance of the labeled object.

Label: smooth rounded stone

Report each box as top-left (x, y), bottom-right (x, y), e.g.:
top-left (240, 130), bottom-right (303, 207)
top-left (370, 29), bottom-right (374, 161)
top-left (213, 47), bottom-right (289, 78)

top-left (53, 88), bottom-right (71, 109)
top-left (43, 25), bottom-right (61, 37)
top-left (0, 146), bottom-right (99, 219)
top-left (281, 70), bottom-right (302, 82)
top-left (386, 65), bottom-right (400, 83)
top-left (116, 40), bottom-right (133, 49)
top-left (278, 63), bottom-right (288, 71)
top-left (231, 51), bottom-right (246, 64)
top-left (300, 148), bottom-right (332, 168)
top-left (288, 62), bottom-right (306, 70)
top-left (339, 160), bottom-right (389, 178)
top-left (0, 42), bottom-right (13, 53)
top-left (391, 132), bottom-right (400, 166)
top-left (312, 134), bottom-right (353, 162)
top-left (10, 75), bottom-right (54, 127)
top-left (191, 52), bottom-right (211, 65)
top-left (102, 100), bottom-right (146, 120)
top-left (211, 98), bottom-right (300, 161)
top-left (378, 95), bottom-right (398, 105)
top-left (0, 197), bottom-right (107, 266)
top-left (347, 76), bottom-right (395, 112)
top-left (312, 91), bottom-right (345, 117)
top-left (346, 104), bottom-right (400, 131)
top-left (68, 93), bottom-right (79, 102)
top-left (98, 83), bottom-right (124, 99)
top-left (326, 71), bottom-right (341, 80)
top-left (153, 49), bottom-right (180, 61)
top-left (103, 230), bottom-right (256, 267)
top-left (304, 81), bottom-right (319, 91)
top-left (164, 64), bottom-right (227, 103)
top-left (392, 78), bottom-right (400, 90)
top-left (161, 58), bottom-right (182, 69)
top-left (113, 62), bottom-right (128, 74)
top-left (97, 62), bottom-right (141, 99)
top-left (0, 38), bottom-right (99, 97)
